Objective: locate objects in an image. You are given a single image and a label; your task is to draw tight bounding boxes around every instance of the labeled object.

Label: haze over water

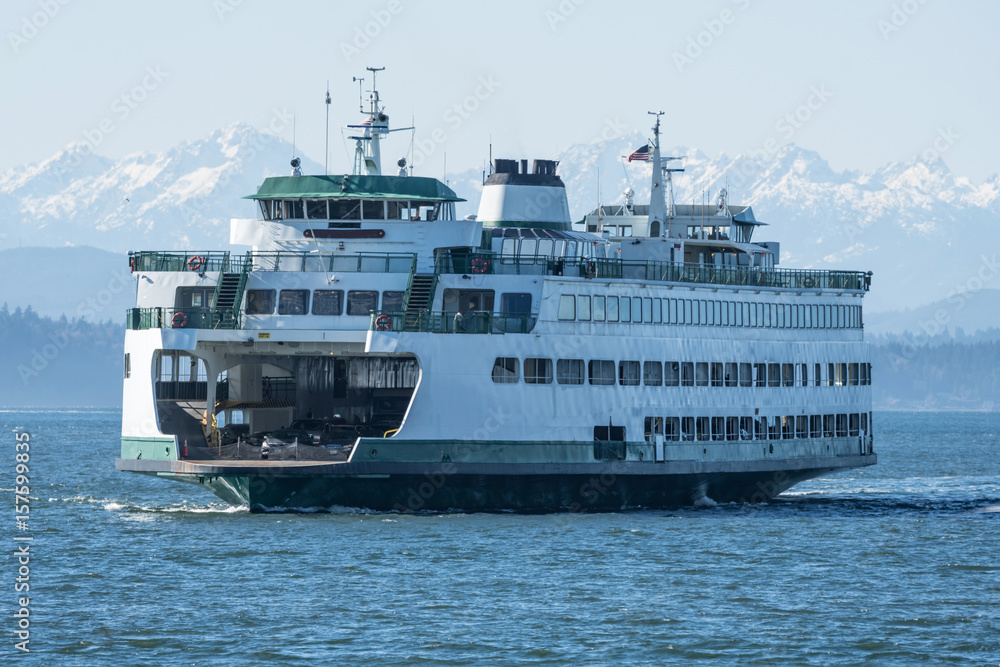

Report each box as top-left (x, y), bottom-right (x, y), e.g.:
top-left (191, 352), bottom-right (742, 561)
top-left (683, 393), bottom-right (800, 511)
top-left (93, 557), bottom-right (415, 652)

top-left (3, 409), bottom-right (998, 664)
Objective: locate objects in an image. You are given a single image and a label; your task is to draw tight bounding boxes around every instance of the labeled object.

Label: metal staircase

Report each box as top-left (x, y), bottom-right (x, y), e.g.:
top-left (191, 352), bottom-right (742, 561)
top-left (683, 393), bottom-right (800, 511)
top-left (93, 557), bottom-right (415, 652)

top-left (211, 252), bottom-right (251, 329)
top-left (402, 274), bottom-right (436, 331)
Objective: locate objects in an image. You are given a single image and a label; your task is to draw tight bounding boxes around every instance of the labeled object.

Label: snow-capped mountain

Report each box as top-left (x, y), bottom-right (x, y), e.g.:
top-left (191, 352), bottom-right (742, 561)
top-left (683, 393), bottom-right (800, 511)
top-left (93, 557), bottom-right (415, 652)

top-left (3, 125), bottom-right (999, 315)
top-left (0, 123), bottom-right (322, 252)
top-left (453, 131), bottom-right (1000, 314)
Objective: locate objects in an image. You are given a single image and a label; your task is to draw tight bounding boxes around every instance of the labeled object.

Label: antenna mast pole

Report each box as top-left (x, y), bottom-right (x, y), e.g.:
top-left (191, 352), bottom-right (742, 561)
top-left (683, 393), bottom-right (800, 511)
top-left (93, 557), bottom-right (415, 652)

top-left (324, 81), bottom-right (331, 175)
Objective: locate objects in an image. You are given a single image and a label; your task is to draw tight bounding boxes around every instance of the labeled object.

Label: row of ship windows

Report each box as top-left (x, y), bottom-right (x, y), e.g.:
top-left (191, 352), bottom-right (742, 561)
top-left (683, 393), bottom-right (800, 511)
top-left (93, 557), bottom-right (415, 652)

top-left (491, 358), bottom-right (872, 387)
top-left (557, 294), bottom-right (862, 329)
top-left (242, 289), bottom-right (534, 317)
top-left (259, 199), bottom-right (449, 222)
top-left (245, 289), bottom-right (404, 316)
top-left (642, 413), bottom-right (872, 442)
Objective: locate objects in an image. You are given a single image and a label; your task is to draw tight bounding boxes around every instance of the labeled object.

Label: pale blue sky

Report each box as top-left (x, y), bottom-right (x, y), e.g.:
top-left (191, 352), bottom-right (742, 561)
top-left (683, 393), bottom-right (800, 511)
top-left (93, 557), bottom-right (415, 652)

top-left (3, 0), bottom-right (998, 181)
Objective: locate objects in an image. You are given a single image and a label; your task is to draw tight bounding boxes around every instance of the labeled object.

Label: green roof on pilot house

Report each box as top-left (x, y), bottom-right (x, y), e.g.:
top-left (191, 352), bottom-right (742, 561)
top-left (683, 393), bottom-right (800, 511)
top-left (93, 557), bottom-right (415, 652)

top-left (243, 175), bottom-right (464, 202)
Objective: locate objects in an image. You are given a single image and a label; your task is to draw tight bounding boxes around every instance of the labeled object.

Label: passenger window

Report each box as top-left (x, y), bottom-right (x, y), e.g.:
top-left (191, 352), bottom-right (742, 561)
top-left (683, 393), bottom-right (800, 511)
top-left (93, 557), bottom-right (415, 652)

top-left (362, 200), bottom-right (385, 220)
top-left (491, 357), bottom-right (520, 384)
top-left (607, 297), bottom-right (619, 322)
top-left (593, 296), bottom-right (606, 321)
top-left (557, 359), bottom-right (585, 385)
top-left (558, 295), bottom-right (576, 320)
top-left (524, 358), bottom-right (553, 384)
top-left (643, 361), bottom-right (662, 386)
top-left (501, 293), bottom-right (532, 314)
top-left (306, 200), bottom-right (327, 219)
top-left (347, 290), bottom-right (378, 316)
top-left (278, 289), bottom-right (309, 315)
top-left (618, 361), bottom-right (640, 386)
top-left (665, 362), bottom-right (680, 386)
top-left (588, 360), bottom-right (616, 386)
top-left (312, 290), bottom-right (343, 315)
top-left (382, 291), bottom-right (405, 312)
top-left (577, 296), bottom-right (591, 321)
top-left (246, 290), bottom-right (276, 315)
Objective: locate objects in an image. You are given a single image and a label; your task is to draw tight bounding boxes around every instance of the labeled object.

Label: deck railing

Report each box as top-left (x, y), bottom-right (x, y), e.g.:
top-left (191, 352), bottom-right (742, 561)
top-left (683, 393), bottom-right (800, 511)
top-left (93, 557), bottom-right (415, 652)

top-left (370, 310), bottom-right (537, 334)
top-left (130, 251), bottom-right (416, 274)
top-left (435, 252), bottom-right (869, 291)
top-left (126, 307), bottom-right (241, 330)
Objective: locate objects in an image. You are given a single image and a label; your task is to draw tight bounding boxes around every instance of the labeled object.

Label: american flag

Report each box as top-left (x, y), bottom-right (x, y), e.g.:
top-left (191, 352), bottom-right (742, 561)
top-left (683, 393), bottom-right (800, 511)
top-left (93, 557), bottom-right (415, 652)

top-left (627, 145), bottom-right (650, 162)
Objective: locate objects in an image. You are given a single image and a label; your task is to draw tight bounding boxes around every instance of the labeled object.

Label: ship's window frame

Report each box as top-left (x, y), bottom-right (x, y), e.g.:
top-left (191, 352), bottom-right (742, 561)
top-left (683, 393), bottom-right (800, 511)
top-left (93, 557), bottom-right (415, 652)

top-left (665, 416), bottom-right (680, 441)
top-left (695, 362), bottom-right (709, 387)
top-left (588, 360), bottom-right (616, 386)
top-left (753, 362), bottom-right (767, 387)
top-left (696, 416), bottom-right (710, 441)
top-left (381, 290), bottom-right (405, 313)
top-left (386, 200), bottom-right (406, 219)
top-left (124, 352), bottom-right (131, 379)
top-left (739, 362), bottom-right (752, 387)
top-left (329, 199), bottom-right (361, 220)
top-left (711, 416), bottom-right (725, 442)
top-left (740, 416), bottom-right (754, 440)
top-left (556, 359), bottom-right (585, 385)
top-left (491, 357), bottom-right (520, 384)
top-left (607, 296), bottom-right (619, 322)
top-left (814, 362), bottom-right (822, 387)
top-left (618, 360), bottom-right (640, 386)
top-left (362, 200), bottom-right (385, 220)
top-left (782, 363), bottom-right (794, 387)
top-left (306, 200), bottom-right (328, 220)
top-left (501, 293), bottom-right (532, 315)
top-left (558, 294), bottom-right (576, 320)
top-left (796, 416), bottom-right (808, 439)
top-left (767, 363), bottom-right (781, 387)
top-left (681, 362), bottom-right (694, 387)
top-left (245, 289), bottom-right (276, 315)
top-left (725, 362), bottom-right (738, 387)
top-left (278, 289), bottom-right (310, 315)
top-left (849, 362), bottom-right (859, 386)
top-left (577, 295), bottom-right (591, 321)
top-left (810, 415), bottom-right (822, 438)
top-left (849, 413), bottom-right (860, 437)
top-left (524, 358), bottom-right (553, 385)
top-left (681, 416), bottom-right (695, 441)
top-left (643, 361), bottom-right (662, 386)
top-left (284, 200), bottom-right (304, 219)
top-left (836, 413), bottom-right (848, 437)
top-left (665, 361), bottom-right (680, 387)
top-left (593, 295), bottom-right (606, 322)
top-left (346, 290), bottom-right (379, 316)
top-left (823, 414), bottom-right (835, 437)
top-left (312, 289), bottom-right (343, 315)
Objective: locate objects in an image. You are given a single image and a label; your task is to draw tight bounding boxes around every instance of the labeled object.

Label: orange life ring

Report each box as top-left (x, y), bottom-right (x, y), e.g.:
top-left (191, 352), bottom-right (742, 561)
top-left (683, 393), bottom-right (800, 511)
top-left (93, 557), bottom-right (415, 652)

top-left (187, 255), bottom-right (205, 272)
top-left (172, 312), bottom-right (189, 328)
top-left (374, 314), bottom-right (392, 331)
top-left (471, 258), bottom-right (489, 274)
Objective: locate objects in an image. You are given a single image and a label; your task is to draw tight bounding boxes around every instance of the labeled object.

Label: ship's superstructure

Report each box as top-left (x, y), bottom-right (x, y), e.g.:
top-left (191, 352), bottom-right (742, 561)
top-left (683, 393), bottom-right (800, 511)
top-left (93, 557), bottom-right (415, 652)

top-left (117, 78), bottom-right (875, 511)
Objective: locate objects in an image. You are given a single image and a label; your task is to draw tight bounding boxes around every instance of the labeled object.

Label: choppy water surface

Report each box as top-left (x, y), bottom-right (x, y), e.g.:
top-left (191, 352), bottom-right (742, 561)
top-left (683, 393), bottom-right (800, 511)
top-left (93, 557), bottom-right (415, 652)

top-left (2, 410), bottom-right (998, 664)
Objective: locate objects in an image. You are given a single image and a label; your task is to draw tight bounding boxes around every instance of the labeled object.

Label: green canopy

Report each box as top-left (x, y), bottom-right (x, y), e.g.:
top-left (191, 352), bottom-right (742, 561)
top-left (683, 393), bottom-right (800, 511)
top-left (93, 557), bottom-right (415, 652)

top-left (243, 175), bottom-right (464, 202)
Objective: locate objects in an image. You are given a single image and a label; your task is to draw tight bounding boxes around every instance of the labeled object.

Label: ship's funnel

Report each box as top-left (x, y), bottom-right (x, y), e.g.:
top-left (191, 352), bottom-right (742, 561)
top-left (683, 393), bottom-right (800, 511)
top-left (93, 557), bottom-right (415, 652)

top-left (475, 158), bottom-right (572, 230)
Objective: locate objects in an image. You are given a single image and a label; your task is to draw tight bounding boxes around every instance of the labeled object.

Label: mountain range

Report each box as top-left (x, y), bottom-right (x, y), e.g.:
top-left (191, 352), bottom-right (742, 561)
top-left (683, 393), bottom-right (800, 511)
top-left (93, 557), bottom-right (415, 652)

top-left (3, 123), bottom-right (1000, 317)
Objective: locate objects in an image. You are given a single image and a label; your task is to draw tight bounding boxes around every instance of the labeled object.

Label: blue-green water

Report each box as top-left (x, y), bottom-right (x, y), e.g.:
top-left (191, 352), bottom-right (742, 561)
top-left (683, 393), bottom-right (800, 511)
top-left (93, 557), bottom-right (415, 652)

top-left (2, 410), bottom-right (998, 665)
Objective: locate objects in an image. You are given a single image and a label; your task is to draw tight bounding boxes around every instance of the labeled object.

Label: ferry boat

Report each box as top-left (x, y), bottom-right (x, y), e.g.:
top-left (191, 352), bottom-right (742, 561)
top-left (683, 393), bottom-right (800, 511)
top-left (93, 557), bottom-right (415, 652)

top-left (116, 75), bottom-right (876, 511)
